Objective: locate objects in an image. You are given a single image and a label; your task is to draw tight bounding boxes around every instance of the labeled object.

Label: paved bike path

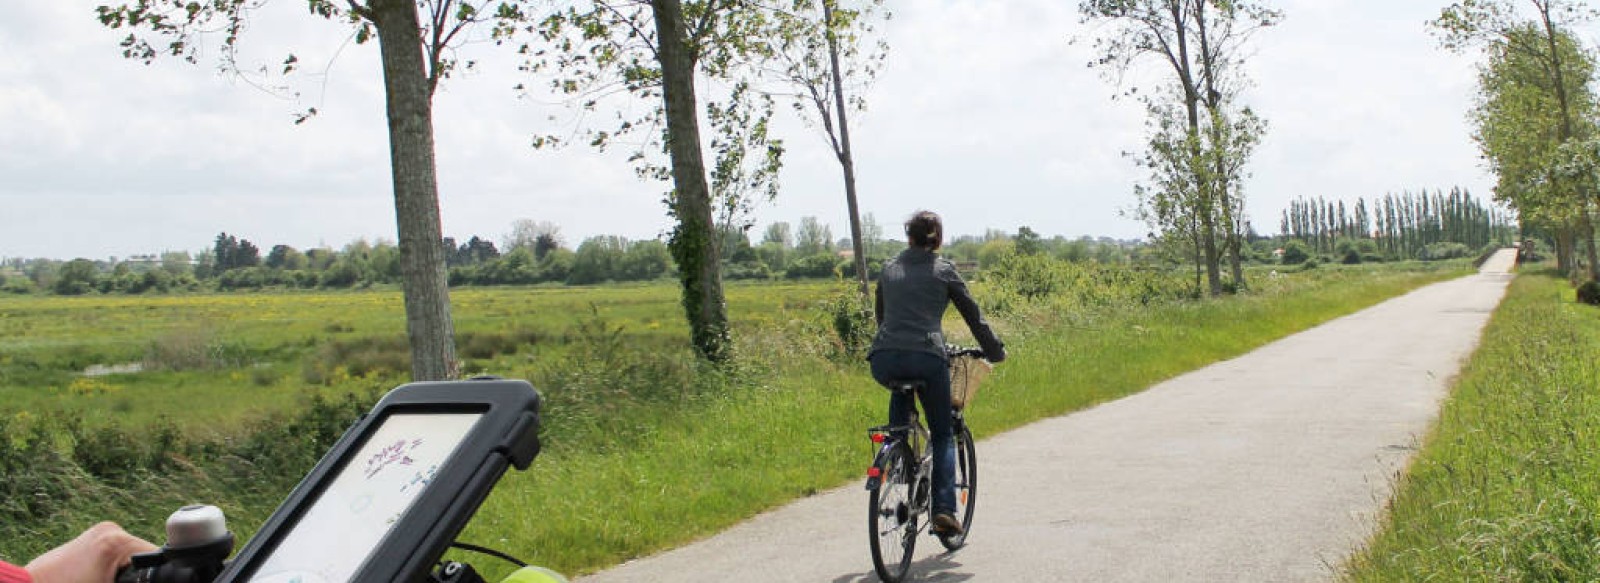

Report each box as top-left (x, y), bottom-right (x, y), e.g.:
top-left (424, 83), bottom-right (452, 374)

top-left (577, 250), bottom-right (1519, 582)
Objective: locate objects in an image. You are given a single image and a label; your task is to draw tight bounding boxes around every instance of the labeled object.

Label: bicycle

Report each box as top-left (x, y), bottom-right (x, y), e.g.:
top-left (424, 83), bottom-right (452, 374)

top-left (865, 346), bottom-right (987, 583)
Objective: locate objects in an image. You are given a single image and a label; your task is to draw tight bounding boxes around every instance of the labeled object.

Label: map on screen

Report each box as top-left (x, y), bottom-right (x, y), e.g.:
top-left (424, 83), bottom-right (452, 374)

top-left (248, 413), bottom-right (482, 583)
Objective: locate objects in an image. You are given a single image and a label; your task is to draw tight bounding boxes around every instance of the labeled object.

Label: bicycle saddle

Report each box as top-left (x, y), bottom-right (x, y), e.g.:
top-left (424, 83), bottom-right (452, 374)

top-left (883, 379), bottom-right (925, 394)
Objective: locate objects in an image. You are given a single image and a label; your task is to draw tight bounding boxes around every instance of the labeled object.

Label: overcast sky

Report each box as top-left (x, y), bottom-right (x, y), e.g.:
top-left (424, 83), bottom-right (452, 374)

top-left (2, 1), bottom-right (1499, 261)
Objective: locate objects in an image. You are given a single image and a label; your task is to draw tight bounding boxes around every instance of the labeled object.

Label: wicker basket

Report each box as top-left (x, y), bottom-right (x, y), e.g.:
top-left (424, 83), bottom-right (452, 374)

top-left (949, 355), bottom-right (992, 410)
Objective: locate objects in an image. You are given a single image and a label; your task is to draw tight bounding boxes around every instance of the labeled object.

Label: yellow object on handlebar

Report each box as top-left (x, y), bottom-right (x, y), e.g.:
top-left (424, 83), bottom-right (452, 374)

top-left (501, 566), bottom-right (569, 583)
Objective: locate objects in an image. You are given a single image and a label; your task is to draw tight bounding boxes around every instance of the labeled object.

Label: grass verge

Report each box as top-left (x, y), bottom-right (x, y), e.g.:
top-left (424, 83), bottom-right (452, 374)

top-left (1344, 270), bottom-right (1600, 581)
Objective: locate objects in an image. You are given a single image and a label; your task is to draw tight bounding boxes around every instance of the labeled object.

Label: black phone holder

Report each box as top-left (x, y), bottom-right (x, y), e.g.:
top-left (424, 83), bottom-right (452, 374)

top-left (217, 377), bottom-right (543, 582)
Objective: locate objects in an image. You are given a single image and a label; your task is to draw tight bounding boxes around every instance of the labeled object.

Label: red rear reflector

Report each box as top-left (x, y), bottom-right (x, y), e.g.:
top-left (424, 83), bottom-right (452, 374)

top-left (867, 467), bottom-right (882, 478)
top-left (871, 433), bottom-right (885, 443)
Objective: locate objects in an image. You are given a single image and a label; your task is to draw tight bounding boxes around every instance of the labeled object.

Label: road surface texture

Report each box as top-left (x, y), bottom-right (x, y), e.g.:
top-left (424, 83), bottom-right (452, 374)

top-left (577, 250), bottom-right (1519, 582)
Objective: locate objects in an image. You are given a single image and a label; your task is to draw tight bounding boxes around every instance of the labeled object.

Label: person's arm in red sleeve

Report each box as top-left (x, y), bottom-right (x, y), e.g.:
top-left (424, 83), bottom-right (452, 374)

top-left (0, 560), bottom-right (32, 583)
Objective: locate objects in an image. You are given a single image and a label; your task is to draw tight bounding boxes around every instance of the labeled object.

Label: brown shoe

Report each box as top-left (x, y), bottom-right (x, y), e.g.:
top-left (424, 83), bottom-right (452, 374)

top-left (932, 512), bottom-right (964, 536)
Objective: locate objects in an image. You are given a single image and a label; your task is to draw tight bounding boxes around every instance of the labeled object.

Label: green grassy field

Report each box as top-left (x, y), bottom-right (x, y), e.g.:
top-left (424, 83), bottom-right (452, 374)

top-left (0, 261), bottom-right (1474, 572)
top-left (1344, 269), bottom-right (1600, 581)
top-left (0, 282), bottom-right (830, 431)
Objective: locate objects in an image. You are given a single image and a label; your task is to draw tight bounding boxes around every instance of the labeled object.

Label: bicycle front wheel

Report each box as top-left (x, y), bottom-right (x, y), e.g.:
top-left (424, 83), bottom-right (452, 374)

top-left (869, 442), bottom-right (917, 582)
top-left (940, 422), bottom-right (977, 551)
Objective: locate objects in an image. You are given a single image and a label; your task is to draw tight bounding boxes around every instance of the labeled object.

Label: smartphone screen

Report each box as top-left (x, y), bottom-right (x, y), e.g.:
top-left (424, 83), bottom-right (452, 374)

top-left (248, 413), bottom-right (482, 583)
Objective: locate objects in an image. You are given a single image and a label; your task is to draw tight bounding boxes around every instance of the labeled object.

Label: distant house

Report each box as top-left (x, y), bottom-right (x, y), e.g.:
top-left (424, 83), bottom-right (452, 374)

top-left (122, 254), bottom-right (164, 267)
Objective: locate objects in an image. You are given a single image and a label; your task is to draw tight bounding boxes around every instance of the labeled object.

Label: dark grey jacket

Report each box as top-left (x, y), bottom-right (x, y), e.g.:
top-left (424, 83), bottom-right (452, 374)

top-left (869, 248), bottom-right (1006, 362)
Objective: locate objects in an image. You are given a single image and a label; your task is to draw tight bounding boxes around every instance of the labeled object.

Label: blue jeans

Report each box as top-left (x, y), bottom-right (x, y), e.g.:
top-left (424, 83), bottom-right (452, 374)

top-left (869, 349), bottom-right (957, 516)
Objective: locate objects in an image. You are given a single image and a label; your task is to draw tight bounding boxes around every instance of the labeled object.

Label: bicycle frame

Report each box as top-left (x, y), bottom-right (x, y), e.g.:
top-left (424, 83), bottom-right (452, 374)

top-left (865, 396), bottom-right (930, 492)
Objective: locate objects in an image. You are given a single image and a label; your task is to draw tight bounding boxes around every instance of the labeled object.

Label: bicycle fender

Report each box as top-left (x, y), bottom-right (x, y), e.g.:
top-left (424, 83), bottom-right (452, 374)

top-left (864, 442), bottom-right (898, 491)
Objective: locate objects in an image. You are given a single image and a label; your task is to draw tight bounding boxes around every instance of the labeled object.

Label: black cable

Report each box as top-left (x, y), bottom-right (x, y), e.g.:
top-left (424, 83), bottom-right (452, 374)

top-left (449, 542), bottom-right (529, 568)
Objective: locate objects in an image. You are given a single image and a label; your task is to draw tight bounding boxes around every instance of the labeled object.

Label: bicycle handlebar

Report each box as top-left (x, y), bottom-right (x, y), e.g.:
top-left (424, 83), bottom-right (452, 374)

top-left (944, 345), bottom-right (987, 360)
top-left (116, 509), bottom-right (540, 583)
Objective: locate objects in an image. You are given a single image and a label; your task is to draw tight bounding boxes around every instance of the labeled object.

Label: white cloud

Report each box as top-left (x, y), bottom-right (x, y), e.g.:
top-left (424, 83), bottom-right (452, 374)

top-left (0, 0), bottom-right (1504, 259)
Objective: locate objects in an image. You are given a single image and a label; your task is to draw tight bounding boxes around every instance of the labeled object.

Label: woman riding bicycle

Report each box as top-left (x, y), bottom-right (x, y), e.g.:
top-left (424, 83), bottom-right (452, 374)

top-left (868, 210), bottom-right (1006, 537)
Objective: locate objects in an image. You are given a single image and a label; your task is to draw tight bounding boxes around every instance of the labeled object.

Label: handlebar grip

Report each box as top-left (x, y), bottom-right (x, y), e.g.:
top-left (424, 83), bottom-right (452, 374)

top-left (115, 566), bottom-right (152, 583)
top-left (946, 348), bottom-right (986, 359)
top-left (116, 550), bottom-right (167, 583)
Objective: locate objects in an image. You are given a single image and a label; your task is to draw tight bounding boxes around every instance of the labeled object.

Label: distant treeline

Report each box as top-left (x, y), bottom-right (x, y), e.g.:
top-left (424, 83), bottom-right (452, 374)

top-left (1279, 188), bottom-right (1516, 261)
top-left (0, 219), bottom-right (1146, 296)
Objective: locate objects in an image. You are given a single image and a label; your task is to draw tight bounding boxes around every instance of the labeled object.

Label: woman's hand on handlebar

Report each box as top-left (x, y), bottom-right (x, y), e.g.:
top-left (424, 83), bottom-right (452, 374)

top-left (944, 345), bottom-right (991, 360)
top-left (947, 344), bottom-right (1005, 363)
top-left (26, 522), bottom-right (157, 583)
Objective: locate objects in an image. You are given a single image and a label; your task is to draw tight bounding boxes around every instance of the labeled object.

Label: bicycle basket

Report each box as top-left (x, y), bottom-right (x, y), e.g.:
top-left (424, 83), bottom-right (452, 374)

top-left (949, 355), bottom-right (992, 410)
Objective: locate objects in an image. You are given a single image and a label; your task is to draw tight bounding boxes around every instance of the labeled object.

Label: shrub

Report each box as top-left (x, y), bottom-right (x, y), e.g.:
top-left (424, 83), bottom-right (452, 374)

top-left (785, 254), bottom-right (839, 279)
top-left (144, 326), bottom-right (249, 371)
top-left (1, 277), bottom-right (34, 294)
top-left (985, 252), bottom-right (1068, 301)
top-left (320, 260), bottom-right (360, 288)
top-left (836, 256), bottom-right (883, 280)
top-left (71, 422), bottom-right (153, 484)
top-left (458, 329), bottom-right (543, 360)
top-left (133, 270), bottom-right (172, 294)
top-left (217, 267), bottom-right (283, 290)
top-left (539, 249), bottom-right (575, 283)
top-left (722, 261), bottom-right (770, 281)
top-left (619, 240), bottom-right (672, 281)
top-left (53, 259), bottom-right (99, 296)
top-left (977, 239), bottom-right (1016, 269)
top-left (1578, 281), bottom-right (1600, 306)
top-left (0, 413), bottom-right (81, 524)
top-left (1281, 240), bottom-right (1310, 265)
top-left (1421, 242), bottom-right (1471, 261)
top-left (222, 389), bottom-right (380, 492)
top-left (818, 286), bottom-right (873, 359)
top-left (1341, 249), bottom-right (1362, 265)
top-left (981, 253), bottom-right (1190, 311)
top-left (303, 336), bottom-right (408, 383)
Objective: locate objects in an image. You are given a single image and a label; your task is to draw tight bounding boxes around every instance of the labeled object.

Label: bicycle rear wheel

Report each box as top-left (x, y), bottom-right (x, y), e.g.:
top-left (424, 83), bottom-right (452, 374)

top-left (939, 422), bottom-right (977, 550)
top-left (869, 443), bottom-right (917, 582)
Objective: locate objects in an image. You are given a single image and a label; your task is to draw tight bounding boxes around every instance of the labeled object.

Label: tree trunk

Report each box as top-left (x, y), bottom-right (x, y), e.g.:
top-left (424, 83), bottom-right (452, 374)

top-left (1166, 1), bottom-right (1222, 297)
top-left (1578, 206), bottom-right (1600, 281)
top-left (1228, 234), bottom-right (1244, 290)
top-left (1193, 1), bottom-right (1230, 295)
top-left (1190, 216), bottom-right (1202, 295)
top-left (369, 0), bottom-right (457, 381)
top-left (1556, 226), bottom-right (1573, 278)
top-left (653, 0), bottom-right (729, 362)
top-left (824, 0), bottom-right (870, 303)
top-left (1201, 224), bottom-right (1222, 295)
